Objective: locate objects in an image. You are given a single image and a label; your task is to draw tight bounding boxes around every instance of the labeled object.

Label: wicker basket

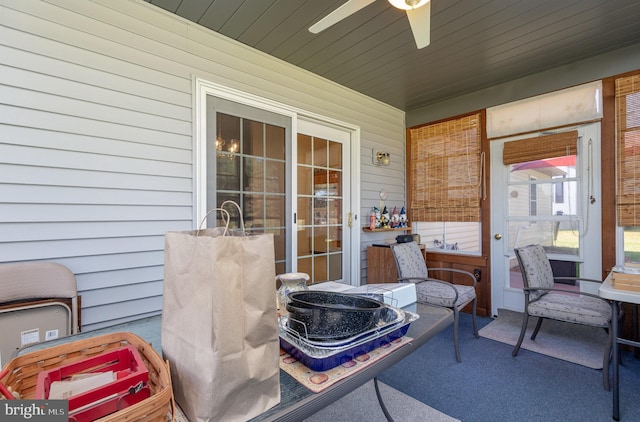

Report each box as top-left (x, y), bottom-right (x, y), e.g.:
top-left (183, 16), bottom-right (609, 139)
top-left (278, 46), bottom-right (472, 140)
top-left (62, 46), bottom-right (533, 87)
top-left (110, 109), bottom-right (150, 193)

top-left (0, 332), bottom-right (174, 422)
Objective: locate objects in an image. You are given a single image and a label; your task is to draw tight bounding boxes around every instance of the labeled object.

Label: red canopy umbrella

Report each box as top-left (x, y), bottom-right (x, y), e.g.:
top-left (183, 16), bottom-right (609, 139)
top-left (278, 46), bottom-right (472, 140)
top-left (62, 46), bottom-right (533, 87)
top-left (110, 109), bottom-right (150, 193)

top-left (512, 155), bottom-right (576, 171)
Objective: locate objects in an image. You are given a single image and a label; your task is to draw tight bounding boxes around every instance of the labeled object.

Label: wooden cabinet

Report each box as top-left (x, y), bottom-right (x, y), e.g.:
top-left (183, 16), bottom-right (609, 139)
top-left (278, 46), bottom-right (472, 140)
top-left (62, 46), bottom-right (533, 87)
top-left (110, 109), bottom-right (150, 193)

top-left (366, 244), bottom-right (425, 284)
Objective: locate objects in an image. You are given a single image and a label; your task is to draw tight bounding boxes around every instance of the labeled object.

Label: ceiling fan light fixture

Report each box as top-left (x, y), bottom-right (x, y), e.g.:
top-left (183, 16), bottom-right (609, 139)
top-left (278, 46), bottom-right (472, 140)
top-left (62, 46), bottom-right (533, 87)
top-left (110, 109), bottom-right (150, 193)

top-left (388, 0), bottom-right (430, 10)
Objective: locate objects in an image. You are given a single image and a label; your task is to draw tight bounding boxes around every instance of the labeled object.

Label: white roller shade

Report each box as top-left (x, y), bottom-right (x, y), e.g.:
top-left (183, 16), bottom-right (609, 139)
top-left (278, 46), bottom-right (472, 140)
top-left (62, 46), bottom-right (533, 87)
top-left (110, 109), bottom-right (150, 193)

top-left (487, 81), bottom-right (602, 139)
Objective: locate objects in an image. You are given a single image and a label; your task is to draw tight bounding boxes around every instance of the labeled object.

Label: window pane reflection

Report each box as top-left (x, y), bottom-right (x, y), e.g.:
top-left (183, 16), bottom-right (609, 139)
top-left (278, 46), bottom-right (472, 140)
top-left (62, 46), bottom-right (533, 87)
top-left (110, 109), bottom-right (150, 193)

top-left (243, 157), bottom-right (264, 192)
top-left (266, 124), bottom-right (285, 160)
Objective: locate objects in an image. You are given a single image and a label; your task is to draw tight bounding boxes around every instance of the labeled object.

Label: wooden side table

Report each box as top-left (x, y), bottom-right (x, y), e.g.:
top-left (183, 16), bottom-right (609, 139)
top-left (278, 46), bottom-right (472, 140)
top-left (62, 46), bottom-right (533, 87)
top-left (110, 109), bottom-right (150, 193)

top-left (367, 244), bottom-right (426, 284)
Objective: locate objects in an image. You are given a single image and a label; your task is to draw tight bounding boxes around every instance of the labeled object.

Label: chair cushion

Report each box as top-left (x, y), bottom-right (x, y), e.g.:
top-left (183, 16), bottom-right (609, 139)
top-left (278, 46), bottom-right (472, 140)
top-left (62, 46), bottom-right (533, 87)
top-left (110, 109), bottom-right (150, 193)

top-left (516, 245), bottom-right (555, 301)
top-left (415, 281), bottom-right (476, 309)
top-left (528, 292), bottom-right (612, 327)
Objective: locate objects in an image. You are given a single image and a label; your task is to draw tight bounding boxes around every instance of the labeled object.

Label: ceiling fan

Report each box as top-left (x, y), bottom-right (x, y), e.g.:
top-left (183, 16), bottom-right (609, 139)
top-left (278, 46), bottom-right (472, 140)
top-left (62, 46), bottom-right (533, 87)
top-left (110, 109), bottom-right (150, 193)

top-left (309, 0), bottom-right (432, 49)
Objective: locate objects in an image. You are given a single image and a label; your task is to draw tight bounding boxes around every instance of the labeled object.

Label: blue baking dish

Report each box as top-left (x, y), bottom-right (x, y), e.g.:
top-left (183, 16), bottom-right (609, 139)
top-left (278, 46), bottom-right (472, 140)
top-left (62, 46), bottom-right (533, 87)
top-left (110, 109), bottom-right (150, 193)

top-left (279, 309), bottom-right (418, 371)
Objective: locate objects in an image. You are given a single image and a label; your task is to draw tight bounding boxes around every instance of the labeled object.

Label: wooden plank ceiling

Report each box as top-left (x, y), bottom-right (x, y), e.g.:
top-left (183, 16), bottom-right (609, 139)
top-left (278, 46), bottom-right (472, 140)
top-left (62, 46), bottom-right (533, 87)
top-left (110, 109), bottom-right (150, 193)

top-left (145, 0), bottom-right (640, 112)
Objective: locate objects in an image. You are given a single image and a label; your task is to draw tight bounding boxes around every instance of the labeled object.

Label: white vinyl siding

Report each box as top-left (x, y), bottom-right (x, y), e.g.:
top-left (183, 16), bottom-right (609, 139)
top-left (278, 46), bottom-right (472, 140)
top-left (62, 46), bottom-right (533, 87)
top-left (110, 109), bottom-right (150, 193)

top-left (0, 0), bottom-right (405, 330)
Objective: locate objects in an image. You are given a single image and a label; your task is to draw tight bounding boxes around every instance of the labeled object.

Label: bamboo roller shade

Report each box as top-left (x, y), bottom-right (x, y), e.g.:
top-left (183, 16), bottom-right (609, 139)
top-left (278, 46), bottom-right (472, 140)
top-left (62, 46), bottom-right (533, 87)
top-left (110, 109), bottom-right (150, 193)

top-left (616, 74), bottom-right (640, 226)
top-left (409, 113), bottom-right (481, 222)
top-left (502, 130), bottom-right (578, 165)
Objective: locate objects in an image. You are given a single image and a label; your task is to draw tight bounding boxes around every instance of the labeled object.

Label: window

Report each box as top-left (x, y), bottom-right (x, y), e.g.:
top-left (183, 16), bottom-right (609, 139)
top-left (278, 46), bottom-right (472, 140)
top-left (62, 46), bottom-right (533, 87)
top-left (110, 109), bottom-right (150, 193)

top-left (408, 113), bottom-right (483, 254)
top-left (615, 74), bottom-right (640, 266)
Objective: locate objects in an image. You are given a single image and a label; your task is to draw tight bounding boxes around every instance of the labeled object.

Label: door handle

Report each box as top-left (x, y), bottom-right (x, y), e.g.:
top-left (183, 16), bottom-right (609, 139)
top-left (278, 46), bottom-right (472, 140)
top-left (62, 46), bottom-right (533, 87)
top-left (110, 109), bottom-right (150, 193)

top-left (494, 234), bottom-right (503, 240)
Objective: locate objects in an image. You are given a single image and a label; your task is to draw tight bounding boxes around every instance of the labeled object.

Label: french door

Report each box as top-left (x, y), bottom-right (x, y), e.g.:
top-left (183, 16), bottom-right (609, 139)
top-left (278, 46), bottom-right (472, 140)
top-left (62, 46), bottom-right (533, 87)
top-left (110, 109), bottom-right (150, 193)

top-left (196, 81), bottom-right (357, 285)
top-left (490, 122), bottom-right (602, 315)
top-left (295, 119), bottom-right (352, 285)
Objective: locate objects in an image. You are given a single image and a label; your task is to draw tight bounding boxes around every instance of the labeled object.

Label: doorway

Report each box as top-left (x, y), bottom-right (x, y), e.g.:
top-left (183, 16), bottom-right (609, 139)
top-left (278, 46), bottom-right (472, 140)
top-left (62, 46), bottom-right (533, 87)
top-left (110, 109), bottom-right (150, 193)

top-left (295, 119), bottom-right (352, 284)
top-left (195, 79), bottom-right (359, 285)
top-left (490, 122), bottom-right (602, 315)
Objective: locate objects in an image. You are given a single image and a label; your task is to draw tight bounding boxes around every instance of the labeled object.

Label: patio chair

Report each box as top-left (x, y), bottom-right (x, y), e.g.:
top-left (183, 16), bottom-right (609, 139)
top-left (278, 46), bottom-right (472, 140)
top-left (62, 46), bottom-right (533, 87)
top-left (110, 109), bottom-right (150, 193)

top-left (390, 241), bottom-right (478, 362)
top-left (513, 244), bottom-right (612, 390)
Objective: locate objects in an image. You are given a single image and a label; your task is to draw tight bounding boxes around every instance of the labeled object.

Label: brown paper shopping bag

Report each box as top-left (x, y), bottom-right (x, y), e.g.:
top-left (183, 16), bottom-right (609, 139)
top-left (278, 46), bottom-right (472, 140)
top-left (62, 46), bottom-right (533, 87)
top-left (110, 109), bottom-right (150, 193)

top-left (161, 202), bottom-right (280, 422)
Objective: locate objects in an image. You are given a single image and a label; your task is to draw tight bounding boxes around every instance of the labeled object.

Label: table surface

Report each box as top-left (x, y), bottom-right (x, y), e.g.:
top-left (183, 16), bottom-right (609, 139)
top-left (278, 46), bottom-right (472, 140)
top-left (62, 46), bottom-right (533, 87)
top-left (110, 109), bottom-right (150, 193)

top-left (14, 302), bottom-right (453, 422)
top-left (599, 273), bottom-right (640, 304)
top-left (253, 302), bottom-right (453, 421)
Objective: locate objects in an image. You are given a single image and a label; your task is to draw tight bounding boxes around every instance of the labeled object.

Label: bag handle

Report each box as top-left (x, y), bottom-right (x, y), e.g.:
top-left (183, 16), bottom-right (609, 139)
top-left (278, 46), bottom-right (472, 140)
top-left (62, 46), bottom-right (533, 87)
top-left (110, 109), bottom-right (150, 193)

top-left (197, 207), bottom-right (230, 236)
top-left (196, 200), bottom-right (246, 236)
top-left (221, 200), bottom-right (246, 232)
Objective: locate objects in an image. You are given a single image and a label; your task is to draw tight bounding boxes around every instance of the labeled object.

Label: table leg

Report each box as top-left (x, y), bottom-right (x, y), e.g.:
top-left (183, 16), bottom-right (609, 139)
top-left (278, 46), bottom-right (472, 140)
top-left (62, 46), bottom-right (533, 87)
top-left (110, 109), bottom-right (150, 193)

top-left (374, 377), bottom-right (394, 422)
top-left (613, 300), bottom-right (620, 421)
top-left (634, 305), bottom-right (639, 359)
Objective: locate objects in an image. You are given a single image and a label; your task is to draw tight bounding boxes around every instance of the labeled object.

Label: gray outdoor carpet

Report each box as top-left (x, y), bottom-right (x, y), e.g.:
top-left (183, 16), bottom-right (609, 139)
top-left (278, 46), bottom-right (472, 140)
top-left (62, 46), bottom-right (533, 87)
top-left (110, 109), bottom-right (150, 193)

top-left (304, 379), bottom-right (459, 422)
top-left (479, 308), bottom-right (609, 369)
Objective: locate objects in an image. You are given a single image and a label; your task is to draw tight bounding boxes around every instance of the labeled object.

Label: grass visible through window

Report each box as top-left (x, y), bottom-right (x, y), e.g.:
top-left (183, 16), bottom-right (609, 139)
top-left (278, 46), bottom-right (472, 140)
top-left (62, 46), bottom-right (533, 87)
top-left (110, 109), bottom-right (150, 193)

top-left (624, 229), bottom-right (640, 264)
top-left (553, 229), bottom-right (640, 264)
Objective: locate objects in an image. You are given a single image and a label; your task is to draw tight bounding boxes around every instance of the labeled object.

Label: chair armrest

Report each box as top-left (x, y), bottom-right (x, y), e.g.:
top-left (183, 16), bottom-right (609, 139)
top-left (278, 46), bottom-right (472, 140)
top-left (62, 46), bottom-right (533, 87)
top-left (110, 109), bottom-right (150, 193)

top-left (554, 277), bottom-right (603, 284)
top-left (397, 277), bottom-right (459, 303)
top-left (397, 277), bottom-right (429, 283)
top-left (427, 267), bottom-right (477, 287)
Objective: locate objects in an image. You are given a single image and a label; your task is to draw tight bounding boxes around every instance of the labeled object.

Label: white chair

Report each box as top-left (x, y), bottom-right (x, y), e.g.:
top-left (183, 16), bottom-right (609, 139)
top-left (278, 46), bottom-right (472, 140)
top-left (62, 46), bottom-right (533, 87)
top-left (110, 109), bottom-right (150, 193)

top-left (390, 242), bottom-right (478, 362)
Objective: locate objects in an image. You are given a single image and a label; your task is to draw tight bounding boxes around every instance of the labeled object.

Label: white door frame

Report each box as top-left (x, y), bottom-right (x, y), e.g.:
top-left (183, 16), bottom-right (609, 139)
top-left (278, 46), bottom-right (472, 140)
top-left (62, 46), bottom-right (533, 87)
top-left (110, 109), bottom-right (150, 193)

top-left (193, 78), bottom-right (361, 284)
top-left (490, 122), bottom-right (602, 315)
top-left (297, 117), bottom-right (354, 284)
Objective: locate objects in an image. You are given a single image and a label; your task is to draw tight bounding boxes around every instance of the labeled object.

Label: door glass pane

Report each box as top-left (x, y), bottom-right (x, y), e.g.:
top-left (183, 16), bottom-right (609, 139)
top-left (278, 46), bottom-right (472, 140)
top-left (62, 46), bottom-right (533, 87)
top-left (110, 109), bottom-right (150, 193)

top-left (298, 134), bottom-right (312, 165)
top-left (314, 138), bottom-right (328, 167)
top-left (266, 124), bottom-right (285, 160)
top-left (243, 119), bottom-right (264, 156)
top-left (298, 197), bottom-right (312, 228)
top-left (298, 134), bottom-right (343, 285)
top-left (508, 220), bottom-right (579, 255)
top-left (297, 166), bottom-right (313, 196)
top-left (243, 157), bottom-right (264, 192)
top-left (266, 195), bottom-right (285, 227)
top-left (215, 155), bottom-right (240, 191)
top-left (266, 161), bottom-right (284, 193)
top-left (208, 103), bottom-right (288, 273)
top-left (329, 142), bottom-right (342, 169)
top-left (507, 154), bottom-right (580, 290)
top-left (297, 227), bottom-right (312, 256)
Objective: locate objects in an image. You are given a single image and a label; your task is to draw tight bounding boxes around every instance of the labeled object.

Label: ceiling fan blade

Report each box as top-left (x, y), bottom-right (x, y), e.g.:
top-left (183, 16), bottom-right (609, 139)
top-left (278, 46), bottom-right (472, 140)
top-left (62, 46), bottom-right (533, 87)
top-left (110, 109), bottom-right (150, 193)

top-left (406, 1), bottom-right (431, 49)
top-left (309, 0), bottom-right (377, 34)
